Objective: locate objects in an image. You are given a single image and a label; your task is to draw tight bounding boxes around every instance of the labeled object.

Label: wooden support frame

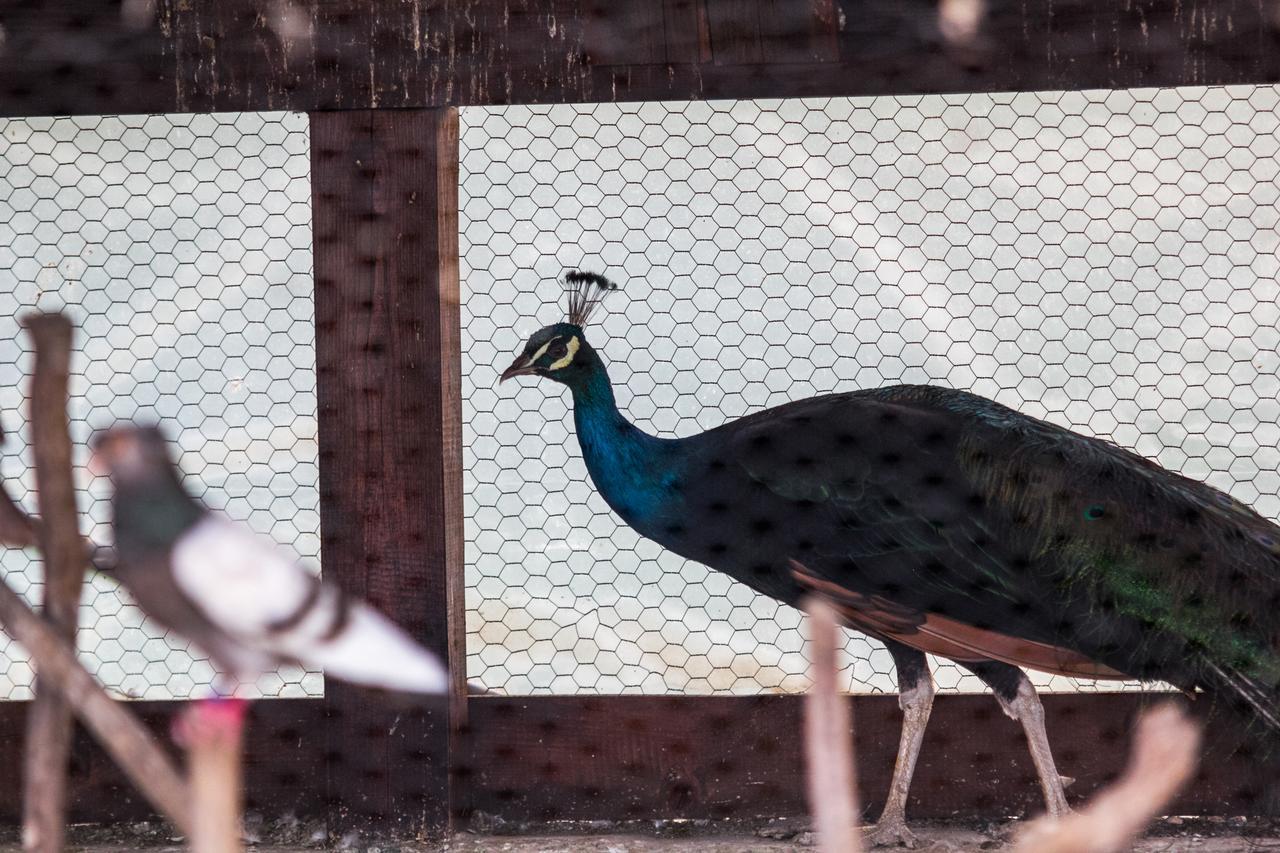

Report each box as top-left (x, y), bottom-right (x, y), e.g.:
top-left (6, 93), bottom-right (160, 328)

top-left (0, 693), bottom-right (1267, 827)
top-left (0, 0), bottom-right (1275, 836)
top-left (22, 315), bottom-right (83, 852)
top-left (312, 106), bottom-right (465, 836)
top-left (2, 0), bottom-right (1280, 119)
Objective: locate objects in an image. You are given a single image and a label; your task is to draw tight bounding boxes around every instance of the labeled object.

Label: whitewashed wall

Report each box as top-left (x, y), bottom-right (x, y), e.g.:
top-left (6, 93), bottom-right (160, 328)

top-left (460, 88), bottom-right (1280, 695)
top-left (0, 112), bottom-right (318, 700)
top-left (0, 90), bottom-right (1272, 701)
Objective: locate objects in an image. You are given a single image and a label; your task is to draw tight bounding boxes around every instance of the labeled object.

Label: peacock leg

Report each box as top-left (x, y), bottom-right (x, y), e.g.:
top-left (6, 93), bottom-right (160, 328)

top-left (864, 641), bottom-right (934, 849)
top-left (963, 661), bottom-right (1072, 818)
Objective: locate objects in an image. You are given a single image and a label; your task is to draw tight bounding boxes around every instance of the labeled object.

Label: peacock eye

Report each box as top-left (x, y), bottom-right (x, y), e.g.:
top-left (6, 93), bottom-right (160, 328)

top-left (547, 340), bottom-right (568, 359)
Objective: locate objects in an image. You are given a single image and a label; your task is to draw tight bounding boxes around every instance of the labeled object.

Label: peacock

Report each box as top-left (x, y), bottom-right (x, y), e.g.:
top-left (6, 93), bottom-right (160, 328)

top-left (500, 270), bottom-right (1280, 847)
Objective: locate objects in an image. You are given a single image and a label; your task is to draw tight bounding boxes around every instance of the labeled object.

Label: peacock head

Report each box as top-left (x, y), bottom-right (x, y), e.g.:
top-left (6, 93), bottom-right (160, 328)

top-left (499, 271), bottom-right (618, 387)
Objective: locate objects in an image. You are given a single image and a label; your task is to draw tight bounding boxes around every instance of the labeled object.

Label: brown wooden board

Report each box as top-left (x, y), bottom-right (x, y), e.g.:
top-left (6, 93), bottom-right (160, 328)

top-left (0, 699), bottom-right (327, 825)
top-left (455, 693), bottom-right (1275, 824)
top-left (312, 107), bottom-right (465, 837)
top-left (0, 693), bottom-right (1271, 827)
top-left (1, 0), bottom-right (1279, 118)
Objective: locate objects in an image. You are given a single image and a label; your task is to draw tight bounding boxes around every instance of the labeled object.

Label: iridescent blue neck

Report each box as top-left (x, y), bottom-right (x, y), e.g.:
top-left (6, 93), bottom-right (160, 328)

top-left (568, 362), bottom-right (676, 525)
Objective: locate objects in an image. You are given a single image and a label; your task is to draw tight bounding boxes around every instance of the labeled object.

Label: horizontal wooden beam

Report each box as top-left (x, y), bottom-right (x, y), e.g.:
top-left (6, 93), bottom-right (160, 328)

top-left (457, 693), bottom-right (1273, 824)
top-left (0, 699), bottom-right (327, 825)
top-left (2, 0), bottom-right (1279, 118)
top-left (0, 692), bottom-right (1270, 827)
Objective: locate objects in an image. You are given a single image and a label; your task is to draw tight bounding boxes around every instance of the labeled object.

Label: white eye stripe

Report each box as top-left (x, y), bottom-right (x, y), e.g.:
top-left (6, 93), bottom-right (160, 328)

top-left (528, 339), bottom-right (554, 363)
top-left (548, 336), bottom-right (580, 371)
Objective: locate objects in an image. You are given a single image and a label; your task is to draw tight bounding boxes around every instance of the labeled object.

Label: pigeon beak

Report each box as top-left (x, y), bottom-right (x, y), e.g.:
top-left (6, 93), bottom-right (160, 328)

top-left (86, 432), bottom-right (111, 478)
top-left (499, 355), bottom-right (537, 384)
top-left (86, 449), bottom-right (106, 478)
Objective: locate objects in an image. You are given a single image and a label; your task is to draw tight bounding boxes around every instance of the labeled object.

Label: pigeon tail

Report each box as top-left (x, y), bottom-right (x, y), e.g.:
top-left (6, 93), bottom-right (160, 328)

top-left (292, 603), bottom-right (449, 694)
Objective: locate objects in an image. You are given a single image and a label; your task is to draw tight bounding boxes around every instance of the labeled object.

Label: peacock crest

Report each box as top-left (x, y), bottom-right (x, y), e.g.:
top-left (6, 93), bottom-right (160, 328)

top-left (563, 270), bottom-right (619, 327)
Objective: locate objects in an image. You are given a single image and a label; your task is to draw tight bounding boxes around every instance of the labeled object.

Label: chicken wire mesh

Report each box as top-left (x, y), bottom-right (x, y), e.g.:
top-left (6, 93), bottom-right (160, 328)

top-left (461, 86), bottom-right (1280, 696)
top-left (0, 111), bottom-right (319, 701)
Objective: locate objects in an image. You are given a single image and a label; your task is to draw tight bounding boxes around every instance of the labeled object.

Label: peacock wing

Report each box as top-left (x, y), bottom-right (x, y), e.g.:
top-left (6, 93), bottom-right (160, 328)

top-left (723, 385), bottom-right (1280, 707)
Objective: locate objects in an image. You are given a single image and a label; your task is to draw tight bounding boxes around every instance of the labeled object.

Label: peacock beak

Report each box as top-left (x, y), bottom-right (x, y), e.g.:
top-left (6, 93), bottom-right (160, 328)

top-left (499, 354), bottom-right (537, 383)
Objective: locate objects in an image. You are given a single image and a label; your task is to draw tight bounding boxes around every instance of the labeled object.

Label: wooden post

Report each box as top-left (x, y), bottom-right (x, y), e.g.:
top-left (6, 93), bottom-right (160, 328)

top-left (804, 596), bottom-right (862, 853)
top-left (0, 578), bottom-right (195, 834)
top-left (174, 702), bottom-right (247, 853)
top-left (311, 108), bottom-right (465, 837)
top-left (21, 315), bottom-right (83, 853)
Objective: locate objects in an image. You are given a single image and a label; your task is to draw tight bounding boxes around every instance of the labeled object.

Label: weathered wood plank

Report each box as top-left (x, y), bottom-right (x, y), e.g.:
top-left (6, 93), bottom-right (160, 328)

top-left (22, 315), bottom-right (83, 853)
top-left (311, 107), bottom-right (463, 837)
top-left (663, 0), bottom-right (713, 66)
top-left (0, 700), bottom-right (324, 825)
top-left (707, 0), bottom-right (764, 65)
top-left (760, 0), bottom-right (839, 65)
top-left (0, 0), bottom-right (1279, 118)
top-left (456, 693), bottom-right (1273, 823)
top-left (0, 693), bottom-right (1271, 825)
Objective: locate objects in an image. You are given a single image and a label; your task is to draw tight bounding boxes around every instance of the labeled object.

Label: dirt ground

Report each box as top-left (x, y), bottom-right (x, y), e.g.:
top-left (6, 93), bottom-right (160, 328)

top-left (2, 819), bottom-right (1279, 852)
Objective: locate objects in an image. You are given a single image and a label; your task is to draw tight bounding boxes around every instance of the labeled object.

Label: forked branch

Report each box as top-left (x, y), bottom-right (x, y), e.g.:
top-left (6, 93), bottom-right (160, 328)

top-left (0, 313), bottom-right (194, 838)
top-left (22, 313), bottom-right (85, 852)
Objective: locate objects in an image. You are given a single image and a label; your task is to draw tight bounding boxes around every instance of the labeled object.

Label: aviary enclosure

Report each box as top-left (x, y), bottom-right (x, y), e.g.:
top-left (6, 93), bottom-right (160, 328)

top-left (0, 1), bottom-right (1278, 849)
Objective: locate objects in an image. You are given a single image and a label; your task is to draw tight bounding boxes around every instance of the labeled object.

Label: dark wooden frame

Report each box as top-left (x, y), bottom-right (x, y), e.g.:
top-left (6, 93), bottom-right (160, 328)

top-left (2, 0), bottom-right (1280, 118)
top-left (0, 693), bottom-right (1269, 830)
top-left (0, 0), bottom-right (1278, 838)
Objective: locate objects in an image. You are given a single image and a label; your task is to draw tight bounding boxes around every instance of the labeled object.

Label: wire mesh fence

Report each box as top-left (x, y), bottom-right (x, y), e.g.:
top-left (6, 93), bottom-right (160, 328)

top-left (0, 88), bottom-right (1274, 704)
top-left (0, 111), bottom-right (318, 700)
top-left (460, 86), bottom-right (1280, 696)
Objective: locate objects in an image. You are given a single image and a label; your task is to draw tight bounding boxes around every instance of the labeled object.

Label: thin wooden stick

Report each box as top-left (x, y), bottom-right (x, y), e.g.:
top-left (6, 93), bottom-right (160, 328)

top-left (0, 577), bottom-right (195, 836)
top-left (1011, 702), bottom-right (1200, 853)
top-left (0, 317), bottom-right (194, 838)
top-left (22, 314), bottom-right (83, 853)
top-left (804, 596), bottom-right (863, 853)
top-left (175, 702), bottom-right (246, 853)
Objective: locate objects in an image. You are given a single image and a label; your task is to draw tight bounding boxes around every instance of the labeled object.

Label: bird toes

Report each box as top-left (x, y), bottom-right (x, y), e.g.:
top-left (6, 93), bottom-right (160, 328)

top-left (862, 818), bottom-right (919, 848)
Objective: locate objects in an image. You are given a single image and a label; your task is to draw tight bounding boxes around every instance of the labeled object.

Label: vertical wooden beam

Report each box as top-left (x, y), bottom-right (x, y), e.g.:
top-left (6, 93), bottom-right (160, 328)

top-left (664, 0), bottom-right (713, 65)
top-left (311, 108), bottom-right (464, 837)
top-left (22, 315), bottom-right (84, 853)
top-left (706, 0), bottom-right (765, 64)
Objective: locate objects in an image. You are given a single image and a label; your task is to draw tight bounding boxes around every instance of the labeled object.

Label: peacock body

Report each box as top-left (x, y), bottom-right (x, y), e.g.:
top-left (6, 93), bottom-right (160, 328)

top-left (503, 272), bottom-right (1280, 842)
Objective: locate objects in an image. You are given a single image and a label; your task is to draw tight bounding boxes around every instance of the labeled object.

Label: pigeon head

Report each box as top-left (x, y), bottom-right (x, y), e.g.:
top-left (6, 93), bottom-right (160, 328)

top-left (90, 424), bottom-right (177, 486)
top-left (92, 423), bottom-right (203, 552)
top-left (499, 270), bottom-right (619, 388)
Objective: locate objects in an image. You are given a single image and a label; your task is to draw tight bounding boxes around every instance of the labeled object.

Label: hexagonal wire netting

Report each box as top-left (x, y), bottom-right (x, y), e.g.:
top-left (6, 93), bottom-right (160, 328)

top-left (0, 90), bottom-right (1274, 703)
top-left (461, 87), bottom-right (1280, 695)
top-left (0, 112), bottom-right (318, 700)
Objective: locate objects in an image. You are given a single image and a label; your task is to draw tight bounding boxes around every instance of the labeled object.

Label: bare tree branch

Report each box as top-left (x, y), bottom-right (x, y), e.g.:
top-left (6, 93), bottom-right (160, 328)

top-left (0, 577), bottom-right (195, 836)
top-left (22, 314), bottom-right (82, 853)
top-left (0, 381), bottom-right (37, 545)
top-left (1012, 702), bottom-right (1200, 853)
top-left (804, 595), bottom-right (863, 853)
top-left (0, 315), bottom-right (195, 838)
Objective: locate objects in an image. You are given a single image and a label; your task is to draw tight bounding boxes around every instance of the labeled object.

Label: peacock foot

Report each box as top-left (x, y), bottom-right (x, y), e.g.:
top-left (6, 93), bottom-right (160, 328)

top-left (862, 817), bottom-right (918, 848)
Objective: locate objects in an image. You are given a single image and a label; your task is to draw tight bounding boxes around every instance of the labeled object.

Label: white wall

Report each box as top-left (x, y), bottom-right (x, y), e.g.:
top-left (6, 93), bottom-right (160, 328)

top-left (460, 88), bottom-right (1280, 695)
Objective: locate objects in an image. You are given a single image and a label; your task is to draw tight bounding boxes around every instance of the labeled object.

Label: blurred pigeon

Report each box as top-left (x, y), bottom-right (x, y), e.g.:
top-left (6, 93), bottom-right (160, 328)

top-left (91, 424), bottom-right (447, 695)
